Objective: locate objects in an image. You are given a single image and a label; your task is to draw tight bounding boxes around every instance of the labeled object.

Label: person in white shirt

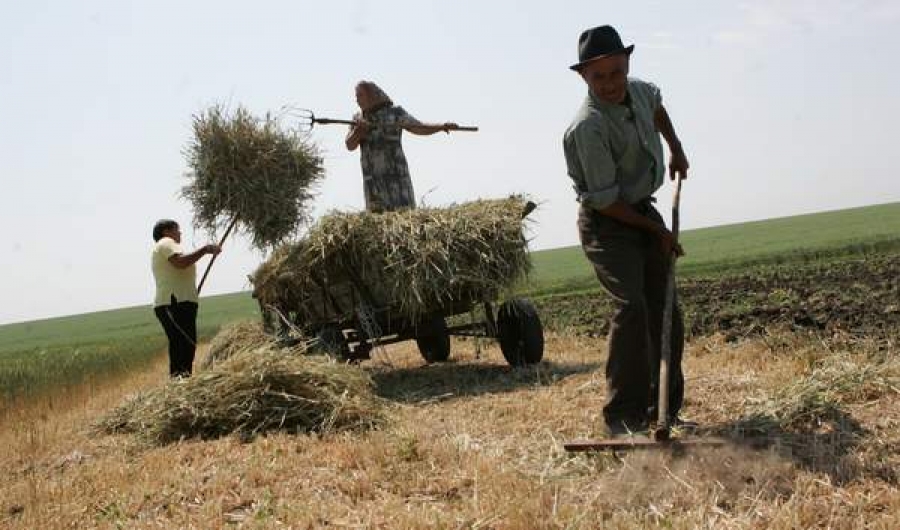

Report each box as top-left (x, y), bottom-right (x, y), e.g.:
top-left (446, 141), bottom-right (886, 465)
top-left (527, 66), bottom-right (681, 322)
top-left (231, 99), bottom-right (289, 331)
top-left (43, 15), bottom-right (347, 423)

top-left (150, 219), bottom-right (221, 377)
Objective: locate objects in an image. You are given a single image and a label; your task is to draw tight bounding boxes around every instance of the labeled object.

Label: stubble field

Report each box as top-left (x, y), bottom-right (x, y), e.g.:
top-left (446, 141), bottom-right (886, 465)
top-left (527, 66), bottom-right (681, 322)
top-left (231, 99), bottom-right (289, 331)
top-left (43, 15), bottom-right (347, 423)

top-left (2, 202), bottom-right (900, 528)
top-left (3, 331), bottom-right (900, 528)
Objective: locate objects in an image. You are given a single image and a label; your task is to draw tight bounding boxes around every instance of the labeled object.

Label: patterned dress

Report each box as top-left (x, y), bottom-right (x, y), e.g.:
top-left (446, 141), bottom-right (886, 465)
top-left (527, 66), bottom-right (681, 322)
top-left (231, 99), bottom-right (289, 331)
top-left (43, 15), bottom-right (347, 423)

top-left (355, 105), bottom-right (421, 212)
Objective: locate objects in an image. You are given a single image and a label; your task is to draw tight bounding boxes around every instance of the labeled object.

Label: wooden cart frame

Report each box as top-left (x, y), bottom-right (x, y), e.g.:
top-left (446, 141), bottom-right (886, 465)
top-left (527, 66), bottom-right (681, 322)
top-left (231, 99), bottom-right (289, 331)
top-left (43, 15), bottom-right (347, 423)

top-left (259, 263), bottom-right (544, 366)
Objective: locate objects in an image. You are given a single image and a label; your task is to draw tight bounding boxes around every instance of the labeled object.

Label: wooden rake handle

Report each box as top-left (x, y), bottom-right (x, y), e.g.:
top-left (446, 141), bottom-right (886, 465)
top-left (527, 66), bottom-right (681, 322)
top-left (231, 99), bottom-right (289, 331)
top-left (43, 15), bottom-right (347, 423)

top-left (197, 217), bottom-right (238, 295)
top-left (655, 176), bottom-right (684, 441)
top-left (671, 176), bottom-right (684, 240)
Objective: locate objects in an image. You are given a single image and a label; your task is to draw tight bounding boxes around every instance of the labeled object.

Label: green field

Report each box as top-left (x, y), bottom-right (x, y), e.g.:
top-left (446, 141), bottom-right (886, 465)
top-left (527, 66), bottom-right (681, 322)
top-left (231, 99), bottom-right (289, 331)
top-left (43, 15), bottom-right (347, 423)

top-left (2, 201), bottom-right (899, 402)
top-left (0, 293), bottom-right (258, 403)
top-left (528, 201), bottom-right (900, 296)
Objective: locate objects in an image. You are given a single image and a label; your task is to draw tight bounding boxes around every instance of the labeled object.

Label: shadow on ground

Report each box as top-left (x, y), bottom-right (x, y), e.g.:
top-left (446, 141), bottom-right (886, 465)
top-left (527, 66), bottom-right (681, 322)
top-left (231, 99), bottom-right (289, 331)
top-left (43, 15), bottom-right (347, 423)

top-left (708, 406), bottom-right (896, 486)
top-left (371, 360), bottom-right (599, 404)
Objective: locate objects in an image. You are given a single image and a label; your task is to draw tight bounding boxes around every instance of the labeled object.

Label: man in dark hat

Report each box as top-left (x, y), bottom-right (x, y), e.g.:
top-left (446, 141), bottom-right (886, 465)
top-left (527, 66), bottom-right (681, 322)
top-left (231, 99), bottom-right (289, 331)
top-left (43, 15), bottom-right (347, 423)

top-left (563, 25), bottom-right (691, 437)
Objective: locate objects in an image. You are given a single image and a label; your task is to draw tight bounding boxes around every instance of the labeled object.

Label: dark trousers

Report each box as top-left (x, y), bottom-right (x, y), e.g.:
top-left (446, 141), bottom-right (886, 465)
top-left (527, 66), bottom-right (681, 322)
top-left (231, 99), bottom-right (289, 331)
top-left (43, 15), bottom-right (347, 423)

top-left (578, 203), bottom-right (685, 426)
top-left (154, 299), bottom-right (198, 377)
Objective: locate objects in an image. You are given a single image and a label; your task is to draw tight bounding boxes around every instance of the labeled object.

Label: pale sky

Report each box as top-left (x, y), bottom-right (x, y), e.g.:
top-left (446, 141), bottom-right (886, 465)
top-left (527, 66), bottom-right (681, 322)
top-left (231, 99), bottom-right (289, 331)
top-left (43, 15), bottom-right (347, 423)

top-left (2, 0), bottom-right (899, 325)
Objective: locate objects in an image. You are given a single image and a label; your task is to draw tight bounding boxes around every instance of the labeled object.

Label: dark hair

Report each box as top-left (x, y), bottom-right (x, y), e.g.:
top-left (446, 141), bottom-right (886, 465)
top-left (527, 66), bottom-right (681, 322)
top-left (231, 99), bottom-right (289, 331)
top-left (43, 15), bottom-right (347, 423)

top-left (152, 219), bottom-right (179, 242)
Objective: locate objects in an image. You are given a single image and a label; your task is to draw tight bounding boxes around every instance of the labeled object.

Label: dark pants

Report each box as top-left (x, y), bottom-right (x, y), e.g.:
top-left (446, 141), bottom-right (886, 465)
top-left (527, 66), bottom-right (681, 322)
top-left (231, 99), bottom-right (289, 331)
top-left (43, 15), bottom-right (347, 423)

top-left (154, 299), bottom-right (198, 377)
top-left (578, 203), bottom-right (685, 426)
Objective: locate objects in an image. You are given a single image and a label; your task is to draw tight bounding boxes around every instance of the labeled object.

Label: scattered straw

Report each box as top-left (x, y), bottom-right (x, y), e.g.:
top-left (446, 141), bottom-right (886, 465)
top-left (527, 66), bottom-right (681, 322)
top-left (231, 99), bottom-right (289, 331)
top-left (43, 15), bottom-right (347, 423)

top-left (97, 342), bottom-right (383, 445)
top-left (199, 320), bottom-right (270, 370)
top-left (182, 104), bottom-right (324, 249)
top-left (251, 196), bottom-right (532, 326)
top-left (745, 354), bottom-right (900, 430)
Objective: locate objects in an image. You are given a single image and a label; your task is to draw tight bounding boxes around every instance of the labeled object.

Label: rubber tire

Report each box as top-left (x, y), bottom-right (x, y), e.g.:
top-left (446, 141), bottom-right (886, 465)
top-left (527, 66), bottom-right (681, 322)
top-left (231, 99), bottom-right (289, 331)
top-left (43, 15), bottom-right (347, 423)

top-left (415, 316), bottom-right (451, 363)
top-left (497, 298), bottom-right (544, 366)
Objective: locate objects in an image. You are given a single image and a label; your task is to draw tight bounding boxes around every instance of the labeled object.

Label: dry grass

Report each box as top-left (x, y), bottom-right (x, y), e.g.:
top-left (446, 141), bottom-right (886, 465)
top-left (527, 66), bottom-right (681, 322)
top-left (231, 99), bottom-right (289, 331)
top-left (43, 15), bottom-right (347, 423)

top-left (96, 334), bottom-right (382, 446)
top-left (743, 350), bottom-right (900, 431)
top-left (182, 104), bottom-right (324, 250)
top-left (198, 320), bottom-right (270, 370)
top-left (3, 332), bottom-right (900, 529)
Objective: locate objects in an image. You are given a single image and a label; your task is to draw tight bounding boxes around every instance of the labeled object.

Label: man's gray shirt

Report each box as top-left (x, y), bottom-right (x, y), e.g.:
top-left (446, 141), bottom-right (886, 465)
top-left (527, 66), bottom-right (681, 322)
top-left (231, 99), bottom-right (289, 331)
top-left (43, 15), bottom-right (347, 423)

top-left (563, 78), bottom-right (665, 211)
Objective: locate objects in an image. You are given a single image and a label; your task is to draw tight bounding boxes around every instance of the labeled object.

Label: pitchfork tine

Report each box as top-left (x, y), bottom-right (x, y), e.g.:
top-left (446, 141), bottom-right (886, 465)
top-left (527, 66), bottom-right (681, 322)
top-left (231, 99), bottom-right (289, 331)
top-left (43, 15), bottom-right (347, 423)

top-left (294, 108), bottom-right (315, 132)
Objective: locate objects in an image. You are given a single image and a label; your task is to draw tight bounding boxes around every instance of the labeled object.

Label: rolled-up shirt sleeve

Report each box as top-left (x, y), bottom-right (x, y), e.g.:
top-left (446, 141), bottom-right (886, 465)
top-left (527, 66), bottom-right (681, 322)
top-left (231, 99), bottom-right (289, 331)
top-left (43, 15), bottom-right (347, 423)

top-left (646, 81), bottom-right (662, 112)
top-left (570, 120), bottom-right (620, 211)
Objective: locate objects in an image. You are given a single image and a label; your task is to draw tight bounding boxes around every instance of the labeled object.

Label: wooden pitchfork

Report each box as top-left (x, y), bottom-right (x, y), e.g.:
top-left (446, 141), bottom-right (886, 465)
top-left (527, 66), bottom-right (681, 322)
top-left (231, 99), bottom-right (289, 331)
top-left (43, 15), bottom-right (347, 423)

top-left (291, 108), bottom-right (478, 133)
top-left (196, 217), bottom-right (237, 294)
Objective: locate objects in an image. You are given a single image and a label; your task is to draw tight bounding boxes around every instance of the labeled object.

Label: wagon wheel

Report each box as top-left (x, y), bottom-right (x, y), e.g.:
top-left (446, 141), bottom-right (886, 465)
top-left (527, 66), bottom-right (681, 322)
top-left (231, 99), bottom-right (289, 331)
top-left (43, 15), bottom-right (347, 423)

top-left (311, 325), bottom-right (351, 360)
top-left (415, 315), bottom-right (451, 363)
top-left (497, 298), bottom-right (544, 366)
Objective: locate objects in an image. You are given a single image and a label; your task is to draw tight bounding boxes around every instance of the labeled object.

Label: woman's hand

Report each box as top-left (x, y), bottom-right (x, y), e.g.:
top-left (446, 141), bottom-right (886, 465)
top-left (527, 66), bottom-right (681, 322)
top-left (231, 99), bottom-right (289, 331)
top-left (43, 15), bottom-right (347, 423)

top-left (442, 122), bottom-right (459, 133)
top-left (352, 118), bottom-right (370, 138)
top-left (345, 119), bottom-right (369, 150)
top-left (203, 244), bottom-right (222, 256)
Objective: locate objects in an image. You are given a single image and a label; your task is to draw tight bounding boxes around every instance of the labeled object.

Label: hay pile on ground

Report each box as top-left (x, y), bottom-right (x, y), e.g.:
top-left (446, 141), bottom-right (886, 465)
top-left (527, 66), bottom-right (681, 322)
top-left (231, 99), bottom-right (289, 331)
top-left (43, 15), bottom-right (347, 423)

top-left (182, 104), bottom-right (324, 249)
top-left (97, 340), bottom-right (383, 445)
top-left (251, 196), bottom-right (532, 325)
top-left (199, 320), bottom-right (270, 370)
top-left (744, 354), bottom-right (900, 430)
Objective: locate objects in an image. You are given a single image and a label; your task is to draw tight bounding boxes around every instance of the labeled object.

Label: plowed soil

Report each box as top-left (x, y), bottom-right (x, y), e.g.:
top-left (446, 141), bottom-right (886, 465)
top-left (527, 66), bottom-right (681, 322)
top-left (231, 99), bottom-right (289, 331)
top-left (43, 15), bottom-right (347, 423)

top-left (537, 252), bottom-right (900, 342)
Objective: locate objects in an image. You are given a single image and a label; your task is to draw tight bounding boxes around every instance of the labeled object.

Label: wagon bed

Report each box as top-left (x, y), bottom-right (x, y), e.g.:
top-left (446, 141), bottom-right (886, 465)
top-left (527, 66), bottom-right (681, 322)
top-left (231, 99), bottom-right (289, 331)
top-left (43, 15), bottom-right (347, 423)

top-left (258, 263), bottom-right (544, 366)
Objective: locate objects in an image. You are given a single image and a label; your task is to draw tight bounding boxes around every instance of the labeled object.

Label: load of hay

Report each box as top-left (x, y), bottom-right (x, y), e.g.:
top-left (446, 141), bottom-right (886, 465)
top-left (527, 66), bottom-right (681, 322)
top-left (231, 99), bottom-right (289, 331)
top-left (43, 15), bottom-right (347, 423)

top-left (251, 196), bottom-right (532, 326)
top-left (182, 104), bottom-right (324, 249)
top-left (97, 332), bottom-right (383, 445)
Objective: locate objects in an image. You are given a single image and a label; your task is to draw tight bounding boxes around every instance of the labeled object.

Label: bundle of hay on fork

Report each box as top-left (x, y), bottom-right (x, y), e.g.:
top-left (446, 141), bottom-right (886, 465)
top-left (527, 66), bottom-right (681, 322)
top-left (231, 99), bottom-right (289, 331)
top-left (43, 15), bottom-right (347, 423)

top-left (182, 104), bottom-right (324, 250)
top-left (251, 196), bottom-right (533, 326)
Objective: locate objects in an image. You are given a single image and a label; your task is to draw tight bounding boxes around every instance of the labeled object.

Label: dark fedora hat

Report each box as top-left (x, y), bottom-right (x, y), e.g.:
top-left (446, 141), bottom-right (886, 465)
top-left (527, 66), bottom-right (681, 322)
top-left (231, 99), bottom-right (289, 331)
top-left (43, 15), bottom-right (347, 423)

top-left (570, 25), bottom-right (634, 71)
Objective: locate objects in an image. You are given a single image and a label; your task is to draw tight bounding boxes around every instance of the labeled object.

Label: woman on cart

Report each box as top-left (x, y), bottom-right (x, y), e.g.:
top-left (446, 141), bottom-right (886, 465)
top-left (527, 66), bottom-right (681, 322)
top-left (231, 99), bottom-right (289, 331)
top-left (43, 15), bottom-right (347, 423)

top-left (345, 81), bottom-right (458, 212)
